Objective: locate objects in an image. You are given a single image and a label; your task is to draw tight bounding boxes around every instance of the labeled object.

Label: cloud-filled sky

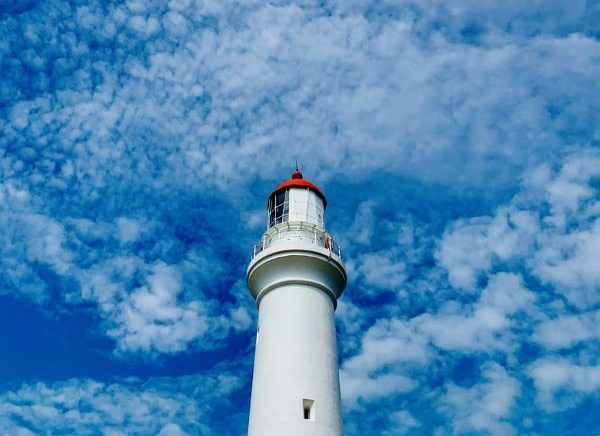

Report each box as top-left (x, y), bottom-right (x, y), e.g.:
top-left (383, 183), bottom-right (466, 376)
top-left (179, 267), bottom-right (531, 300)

top-left (1, 0), bottom-right (599, 434)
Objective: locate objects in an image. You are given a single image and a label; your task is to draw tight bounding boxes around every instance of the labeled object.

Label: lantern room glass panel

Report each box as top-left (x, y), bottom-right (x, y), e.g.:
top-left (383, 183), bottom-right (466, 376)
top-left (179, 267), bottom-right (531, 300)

top-left (268, 189), bottom-right (289, 227)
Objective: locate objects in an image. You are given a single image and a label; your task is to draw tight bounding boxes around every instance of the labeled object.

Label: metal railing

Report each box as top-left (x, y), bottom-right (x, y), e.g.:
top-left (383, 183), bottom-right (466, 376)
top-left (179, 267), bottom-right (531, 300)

top-left (251, 223), bottom-right (342, 260)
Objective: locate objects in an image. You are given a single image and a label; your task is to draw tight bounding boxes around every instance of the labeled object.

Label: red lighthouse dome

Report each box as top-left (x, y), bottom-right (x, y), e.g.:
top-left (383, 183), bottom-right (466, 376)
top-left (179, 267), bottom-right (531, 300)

top-left (269, 169), bottom-right (327, 208)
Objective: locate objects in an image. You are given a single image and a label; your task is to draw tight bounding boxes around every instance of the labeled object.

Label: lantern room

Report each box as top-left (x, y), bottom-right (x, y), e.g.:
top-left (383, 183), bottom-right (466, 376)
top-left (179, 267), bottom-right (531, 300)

top-left (267, 169), bottom-right (326, 229)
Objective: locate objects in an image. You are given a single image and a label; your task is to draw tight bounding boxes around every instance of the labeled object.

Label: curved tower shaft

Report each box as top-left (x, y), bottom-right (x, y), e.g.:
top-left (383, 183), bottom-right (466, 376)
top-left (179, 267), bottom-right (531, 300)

top-left (247, 170), bottom-right (346, 436)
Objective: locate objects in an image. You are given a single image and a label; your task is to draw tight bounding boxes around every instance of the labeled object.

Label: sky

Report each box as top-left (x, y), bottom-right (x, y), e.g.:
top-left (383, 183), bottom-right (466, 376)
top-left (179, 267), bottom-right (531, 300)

top-left (0, 0), bottom-right (599, 434)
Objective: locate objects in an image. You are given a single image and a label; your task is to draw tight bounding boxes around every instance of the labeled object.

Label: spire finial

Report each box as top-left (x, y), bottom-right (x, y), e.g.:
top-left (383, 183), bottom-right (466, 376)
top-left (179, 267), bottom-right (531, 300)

top-left (291, 158), bottom-right (303, 179)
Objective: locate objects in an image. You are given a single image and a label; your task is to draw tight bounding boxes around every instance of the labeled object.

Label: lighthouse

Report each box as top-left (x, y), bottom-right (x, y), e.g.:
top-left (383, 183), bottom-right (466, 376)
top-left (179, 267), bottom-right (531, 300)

top-left (246, 169), bottom-right (347, 436)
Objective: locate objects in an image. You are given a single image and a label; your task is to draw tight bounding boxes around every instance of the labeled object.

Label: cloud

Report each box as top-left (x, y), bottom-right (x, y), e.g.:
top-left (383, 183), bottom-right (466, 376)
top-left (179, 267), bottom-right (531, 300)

top-left (419, 272), bottom-right (534, 352)
top-left (0, 0), bottom-right (597, 356)
top-left (0, 181), bottom-right (250, 355)
top-left (529, 359), bottom-right (600, 412)
top-left (349, 319), bottom-right (430, 368)
top-left (437, 150), bottom-right (600, 308)
top-left (339, 277), bottom-right (531, 413)
top-left (341, 372), bottom-right (417, 408)
top-left (440, 362), bottom-right (520, 435)
top-left (342, 271), bottom-right (533, 383)
top-left (339, 152), bottom-right (599, 432)
top-left (343, 205), bottom-right (433, 302)
top-left (106, 261), bottom-right (208, 354)
top-left (334, 0), bottom-right (595, 40)
top-left (73, 246), bottom-right (251, 355)
top-left (340, 316), bottom-right (429, 408)
top-left (339, 320), bottom-right (423, 407)
top-left (2, 1), bottom-right (599, 196)
top-left (0, 182), bottom-right (73, 303)
top-left (388, 410), bottom-right (421, 435)
top-left (533, 310), bottom-right (600, 350)
top-left (0, 0), bottom-right (599, 434)
top-left (436, 210), bottom-right (537, 291)
top-left (0, 370), bottom-right (245, 435)
top-left (353, 250), bottom-right (407, 290)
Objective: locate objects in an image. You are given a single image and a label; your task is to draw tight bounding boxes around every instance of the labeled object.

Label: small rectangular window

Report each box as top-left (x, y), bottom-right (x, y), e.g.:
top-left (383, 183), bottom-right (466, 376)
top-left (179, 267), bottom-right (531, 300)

top-left (303, 399), bottom-right (314, 421)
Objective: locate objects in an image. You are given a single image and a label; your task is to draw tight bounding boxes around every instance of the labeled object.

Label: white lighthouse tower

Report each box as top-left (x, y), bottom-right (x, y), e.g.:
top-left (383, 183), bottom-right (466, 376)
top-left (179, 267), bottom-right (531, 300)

top-left (246, 169), bottom-right (347, 436)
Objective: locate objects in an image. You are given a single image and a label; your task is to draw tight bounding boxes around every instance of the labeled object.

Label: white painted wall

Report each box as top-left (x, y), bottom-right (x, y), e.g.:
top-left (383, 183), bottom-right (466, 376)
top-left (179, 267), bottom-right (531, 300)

top-left (246, 244), bottom-right (346, 436)
top-left (287, 188), bottom-right (325, 227)
top-left (247, 282), bottom-right (342, 436)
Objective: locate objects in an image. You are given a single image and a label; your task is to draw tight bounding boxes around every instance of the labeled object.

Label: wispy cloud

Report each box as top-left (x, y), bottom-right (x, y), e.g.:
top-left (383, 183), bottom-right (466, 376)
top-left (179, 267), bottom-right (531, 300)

top-left (0, 369), bottom-right (244, 435)
top-left (340, 151), bottom-right (600, 433)
top-left (1, 0), bottom-right (598, 434)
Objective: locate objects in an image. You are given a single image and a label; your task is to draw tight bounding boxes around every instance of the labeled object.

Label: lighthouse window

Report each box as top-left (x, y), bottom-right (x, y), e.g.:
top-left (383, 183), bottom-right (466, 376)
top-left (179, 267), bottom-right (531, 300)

top-left (268, 190), bottom-right (289, 227)
top-left (303, 399), bottom-right (314, 421)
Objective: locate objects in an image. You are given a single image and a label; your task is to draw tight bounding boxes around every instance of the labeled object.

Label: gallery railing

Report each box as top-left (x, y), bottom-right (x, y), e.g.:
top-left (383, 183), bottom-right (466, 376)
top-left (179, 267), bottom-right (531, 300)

top-left (252, 223), bottom-right (342, 260)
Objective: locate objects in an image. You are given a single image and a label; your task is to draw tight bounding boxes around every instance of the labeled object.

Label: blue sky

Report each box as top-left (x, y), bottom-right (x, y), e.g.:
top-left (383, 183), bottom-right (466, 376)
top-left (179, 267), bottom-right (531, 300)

top-left (1, 0), bottom-right (599, 434)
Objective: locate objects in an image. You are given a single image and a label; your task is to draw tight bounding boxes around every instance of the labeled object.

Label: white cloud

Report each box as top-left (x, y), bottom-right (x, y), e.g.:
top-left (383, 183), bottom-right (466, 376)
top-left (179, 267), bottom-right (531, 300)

top-left (533, 310), bottom-right (600, 350)
top-left (436, 209), bottom-right (538, 291)
top-left (419, 273), bottom-right (534, 352)
top-left (338, 153), bottom-right (599, 432)
top-left (420, 308), bottom-right (509, 352)
top-left (341, 372), bottom-right (416, 408)
top-left (478, 272), bottom-right (536, 314)
top-left (0, 371), bottom-right (244, 435)
top-left (3, 1), bottom-right (598, 200)
top-left (355, 251), bottom-right (407, 289)
top-left (0, 183), bottom-right (73, 303)
top-left (345, 319), bottom-right (430, 371)
top-left (108, 261), bottom-right (208, 354)
top-left (346, 201), bottom-right (376, 246)
top-left (389, 410), bottom-right (421, 434)
top-left (115, 216), bottom-right (147, 243)
top-left (229, 306), bottom-right (253, 331)
top-left (340, 273), bottom-right (533, 409)
top-left (440, 363), bottom-right (520, 436)
top-left (74, 249), bottom-right (243, 355)
top-left (0, 182), bottom-right (243, 355)
top-left (0, 1), bottom-right (597, 361)
top-left (533, 220), bottom-right (600, 308)
top-left (0, 2), bottom-right (599, 432)
top-left (345, 212), bottom-right (429, 296)
top-left (438, 151), bottom-right (600, 308)
top-left (340, 318), bottom-right (425, 406)
top-left (529, 359), bottom-right (600, 411)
